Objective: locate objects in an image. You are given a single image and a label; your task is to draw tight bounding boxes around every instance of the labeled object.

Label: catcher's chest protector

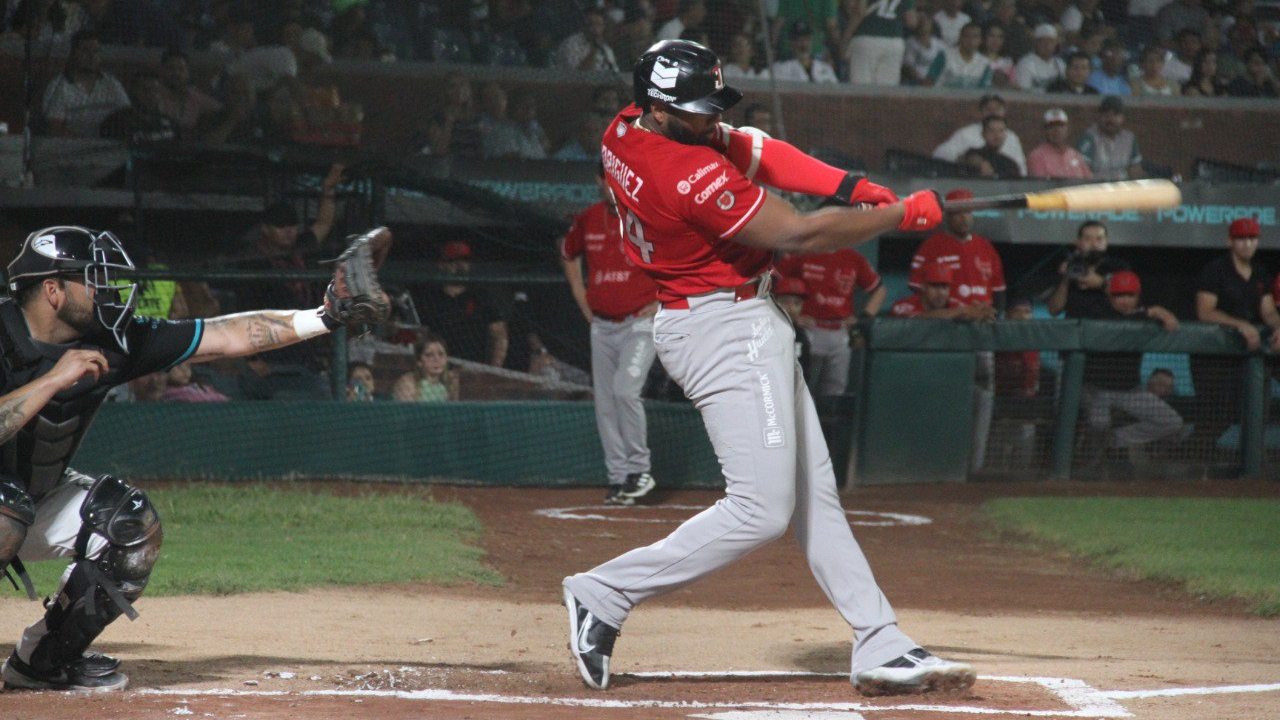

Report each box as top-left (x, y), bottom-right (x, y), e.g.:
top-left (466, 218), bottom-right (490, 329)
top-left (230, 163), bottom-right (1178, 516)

top-left (0, 298), bottom-right (123, 500)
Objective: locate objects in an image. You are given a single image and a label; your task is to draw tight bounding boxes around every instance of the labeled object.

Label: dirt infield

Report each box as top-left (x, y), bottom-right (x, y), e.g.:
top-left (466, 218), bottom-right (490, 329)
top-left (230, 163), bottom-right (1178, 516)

top-left (3, 480), bottom-right (1279, 720)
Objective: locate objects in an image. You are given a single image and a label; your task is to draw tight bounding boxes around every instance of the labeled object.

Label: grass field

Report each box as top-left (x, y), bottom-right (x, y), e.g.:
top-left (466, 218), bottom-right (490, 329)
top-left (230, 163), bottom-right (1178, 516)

top-left (22, 483), bottom-right (502, 596)
top-left (985, 497), bottom-right (1280, 616)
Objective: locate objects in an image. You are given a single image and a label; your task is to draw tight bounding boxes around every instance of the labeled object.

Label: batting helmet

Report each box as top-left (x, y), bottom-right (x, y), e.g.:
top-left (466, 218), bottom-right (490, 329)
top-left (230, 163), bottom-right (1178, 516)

top-left (633, 39), bottom-right (742, 114)
top-left (7, 226), bottom-right (139, 350)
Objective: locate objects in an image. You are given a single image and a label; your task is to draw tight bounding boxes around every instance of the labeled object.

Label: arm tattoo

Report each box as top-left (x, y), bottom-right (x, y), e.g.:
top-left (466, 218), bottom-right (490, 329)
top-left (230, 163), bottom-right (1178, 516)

top-left (0, 391), bottom-right (34, 444)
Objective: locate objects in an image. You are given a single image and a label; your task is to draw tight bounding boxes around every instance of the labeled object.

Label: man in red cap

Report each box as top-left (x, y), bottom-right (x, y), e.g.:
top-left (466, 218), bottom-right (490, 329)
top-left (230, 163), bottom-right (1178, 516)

top-left (908, 188), bottom-right (1006, 312)
top-left (775, 240), bottom-right (886, 397)
top-left (891, 263), bottom-right (995, 320)
top-left (416, 240), bottom-right (509, 367)
top-left (1195, 217), bottom-right (1280, 352)
top-left (1078, 270), bottom-right (1186, 475)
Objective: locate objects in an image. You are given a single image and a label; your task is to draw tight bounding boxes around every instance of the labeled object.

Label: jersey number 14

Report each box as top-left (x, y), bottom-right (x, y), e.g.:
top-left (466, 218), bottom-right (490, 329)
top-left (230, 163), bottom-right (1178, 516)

top-left (622, 208), bottom-right (654, 264)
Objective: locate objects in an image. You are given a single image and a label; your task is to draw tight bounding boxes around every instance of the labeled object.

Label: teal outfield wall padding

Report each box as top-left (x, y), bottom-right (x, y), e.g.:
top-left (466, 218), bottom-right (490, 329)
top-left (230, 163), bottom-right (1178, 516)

top-left (75, 401), bottom-right (723, 488)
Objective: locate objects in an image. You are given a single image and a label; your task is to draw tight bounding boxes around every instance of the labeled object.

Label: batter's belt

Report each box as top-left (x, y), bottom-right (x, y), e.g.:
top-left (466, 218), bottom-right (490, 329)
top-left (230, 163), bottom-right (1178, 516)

top-left (661, 274), bottom-right (771, 311)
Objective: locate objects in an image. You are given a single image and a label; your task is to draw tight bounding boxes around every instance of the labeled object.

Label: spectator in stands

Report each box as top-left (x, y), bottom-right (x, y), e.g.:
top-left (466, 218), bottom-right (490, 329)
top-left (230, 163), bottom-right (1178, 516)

top-left (207, 6), bottom-right (254, 57)
top-left (1047, 51), bottom-right (1101, 93)
top-left (200, 74), bottom-right (259, 144)
top-left (742, 103), bottom-right (779, 137)
top-left (934, 0), bottom-right (972, 47)
top-left (217, 13), bottom-right (299, 94)
top-left (1077, 96), bottom-right (1143, 180)
top-left (981, 21), bottom-right (1016, 87)
top-left (1155, 0), bottom-right (1210, 48)
top-left (1047, 220), bottom-right (1129, 317)
top-left (392, 336), bottom-right (460, 402)
top-left (772, 20), bottom-right (839, 83)
top-left (1196, 217), bottom-right (1280, 352)
top-left (972, 116), bottom-right (1022, 178)
top-left (477, 82), bottom-right (549, 159)
top-left (1163, 28), bottom-right (1201, 85)
top-left (904, 14), bottom-right (947, 86)
top-left (161, 362), bottom-right (230, 403)
top-left (528, 332), bottom-right (591, 385)
top-left (555, 6), bottom-right (619, 71)
top-left (771, 275), bottom-right (812, 370)
top-left (1014, 23), bottom-right (1065, 92)
top-left (553, 112), bottom-right (608, 161)
top-left (1182, 49), bottom-right (1227, 96)
top-left (1070, 21), bottom-right (1109, 64)
top-left (657, 0), bottom-right (706, 41)
top-left (1133, 45), bottom-right (1176, 95)
top-left (612, 0), bottom-right (657, 70)
top-left (6, 0), bottom-right (85, 45)
top-left (155, 48), bottom-right (222, 138)
top-left (420, 73), bottom-right (482, 157)
top-left (774, 0), bottom-right (840, 62)
top-left (960, 147), bottom-right (998, 177)
top-left (988, 0), bottom-right (1032, 62)
top-left (417, 241), bottom-right (509, 368)
top-left (508, 89), bottom-right (551, 158)
top-left (932, 93), bottom-right (1027, 174)
top-left (1027, 108), bottom-right (1092, 179)
top-left (1061, 0), bottom-right (1107, 48)
top-left (842, 0), bottom-right (918, 85)
top-left (39, 30), bottom-right (132, 137)
top-left (1227, 48), bottom-right (1280, 96)
top-left (1088, 40), bottom-right (1132, 95)
top-left (82, 0), bottom-right (182, 48)
top-left (909, 187), bottom-right (1007, 312)
top-left (926, 21), bottom-right (993, 88)
top-left (723, 32), bottom-right (769, 79)
top-left (345, 361), bottom-right (375, 402)
top-left (1079, 270), bottom-right (1187, 469)
top-left (99, 70), bottom-right (178, 143)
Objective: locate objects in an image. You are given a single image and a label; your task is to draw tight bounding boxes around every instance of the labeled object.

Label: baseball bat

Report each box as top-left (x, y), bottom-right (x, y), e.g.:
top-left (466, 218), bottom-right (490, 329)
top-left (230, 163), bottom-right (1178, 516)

top-left (942, 179), bottom-right (1181, 213)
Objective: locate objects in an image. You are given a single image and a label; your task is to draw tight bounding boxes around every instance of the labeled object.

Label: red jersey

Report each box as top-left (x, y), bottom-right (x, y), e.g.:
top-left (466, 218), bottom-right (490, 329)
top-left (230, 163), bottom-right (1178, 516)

top-left (561, 201), bottom-right (659, 318)
top-left (889, 294), bottom-right (961, 317)
top-left (776, 250), bottom-right (881, 323)
top-left (908, 233), bottom-right (1006, 307)
top-left (600, 105), bottom-right (770, 303)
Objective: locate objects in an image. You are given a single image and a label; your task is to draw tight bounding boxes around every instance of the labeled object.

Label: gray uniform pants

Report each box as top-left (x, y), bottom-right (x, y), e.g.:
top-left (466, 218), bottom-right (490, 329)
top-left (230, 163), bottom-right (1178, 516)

top-left (806, 325), bottom-right (851, 397)
top-left (591, 316), bottom-right (657, 485)
top-left (1086, 388), bottom-right (1188, 447)
top-left (565, 294), bottom-right (915, 674)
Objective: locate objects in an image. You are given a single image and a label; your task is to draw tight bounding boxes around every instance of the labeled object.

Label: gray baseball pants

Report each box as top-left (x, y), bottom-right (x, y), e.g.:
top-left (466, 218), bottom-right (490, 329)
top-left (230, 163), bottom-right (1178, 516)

top-left (565, 292), bottom-right (916, 674)
top-left (805, 325), bottom-right (851, 397)
top-left (591, 315), bottom-right (657, 485)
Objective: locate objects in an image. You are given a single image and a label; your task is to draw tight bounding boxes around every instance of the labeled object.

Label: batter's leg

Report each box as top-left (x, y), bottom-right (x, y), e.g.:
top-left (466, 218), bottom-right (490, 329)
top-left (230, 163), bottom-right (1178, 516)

top-left (613, 317), bottom-right (656, 478)
top-left (789, 359), bottom-right (915, 673)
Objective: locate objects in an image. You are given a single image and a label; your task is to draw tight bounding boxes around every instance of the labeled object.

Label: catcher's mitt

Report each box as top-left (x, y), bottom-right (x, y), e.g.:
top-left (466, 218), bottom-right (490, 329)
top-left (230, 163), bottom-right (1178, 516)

top-left (324, 227), bottom-right (392, 328)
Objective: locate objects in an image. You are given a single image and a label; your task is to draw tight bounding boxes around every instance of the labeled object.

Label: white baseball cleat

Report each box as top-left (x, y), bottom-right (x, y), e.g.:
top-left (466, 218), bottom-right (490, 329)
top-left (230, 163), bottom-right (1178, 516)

top-left (620, 472), bottom-right (655, 500)
top-left (853, 648), bottom-right (976, 696)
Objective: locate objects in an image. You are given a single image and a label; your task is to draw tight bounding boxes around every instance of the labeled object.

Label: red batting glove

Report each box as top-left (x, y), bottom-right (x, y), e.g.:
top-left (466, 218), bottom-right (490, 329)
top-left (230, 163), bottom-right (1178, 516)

top-left (898, 190), bottom-right (943, 232)
top-left (850, 177), bottom-right (898, 206)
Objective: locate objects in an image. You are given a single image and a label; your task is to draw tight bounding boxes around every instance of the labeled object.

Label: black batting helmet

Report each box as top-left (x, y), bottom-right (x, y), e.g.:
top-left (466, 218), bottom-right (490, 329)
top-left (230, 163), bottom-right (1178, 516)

top-left (633, 39), bottom-right (742, 114)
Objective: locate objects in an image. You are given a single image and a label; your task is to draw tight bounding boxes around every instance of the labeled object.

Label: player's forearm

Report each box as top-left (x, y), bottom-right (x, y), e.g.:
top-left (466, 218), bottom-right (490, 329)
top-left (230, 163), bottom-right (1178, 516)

top-left (783, 204), bottom-right (906, 254)
top-left (862, 285), bottom-right (887, 317)
top-left (1197, 306), bottom-right (1249, 331)
top-left (561, 260), bottom-right (593, 320)
top-left (191, 309), bottom-right (328, 361)
top-left (0, 381), bottom-right (61, 444)
top-left (489, 322), bottom-right (509, 367)
top-left (1046, 278), bottom-right (1069, 316)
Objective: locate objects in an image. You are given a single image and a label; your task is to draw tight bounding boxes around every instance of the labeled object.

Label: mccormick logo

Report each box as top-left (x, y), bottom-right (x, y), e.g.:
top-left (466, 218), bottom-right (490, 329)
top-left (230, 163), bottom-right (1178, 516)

top-left (651, 56), bottom-right (680, 89)
top-left (757, 370), bottom-right (785, 448)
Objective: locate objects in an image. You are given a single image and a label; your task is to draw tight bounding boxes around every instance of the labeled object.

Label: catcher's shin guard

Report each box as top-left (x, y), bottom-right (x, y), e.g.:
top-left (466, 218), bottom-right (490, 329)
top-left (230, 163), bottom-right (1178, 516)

top-left (26, 475), bottom-right (161, 674)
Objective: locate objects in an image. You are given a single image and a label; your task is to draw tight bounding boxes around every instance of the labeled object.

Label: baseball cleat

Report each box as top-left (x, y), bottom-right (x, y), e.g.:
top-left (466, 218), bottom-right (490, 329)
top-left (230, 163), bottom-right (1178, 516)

top-left (563, 585), bottom-right (619, 690)
top-left (604, 485), bottom-right (634, 506)
top-left (853, 648), bottom-right (975, 697)
top-left (621, 472), bottom-right (655, 500)
top-left (2, 651), bottom-right (129, 693)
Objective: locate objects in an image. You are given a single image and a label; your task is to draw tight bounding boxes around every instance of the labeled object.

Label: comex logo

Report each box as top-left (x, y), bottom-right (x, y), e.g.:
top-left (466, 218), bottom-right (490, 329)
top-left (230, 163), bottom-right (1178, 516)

top-left (651, 56), bottom-right (679, 89)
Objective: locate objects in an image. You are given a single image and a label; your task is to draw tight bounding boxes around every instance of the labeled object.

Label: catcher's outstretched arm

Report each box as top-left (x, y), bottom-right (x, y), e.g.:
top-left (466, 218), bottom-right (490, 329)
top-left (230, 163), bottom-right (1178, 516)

top-left (187, 308), bottom-right (336, 363)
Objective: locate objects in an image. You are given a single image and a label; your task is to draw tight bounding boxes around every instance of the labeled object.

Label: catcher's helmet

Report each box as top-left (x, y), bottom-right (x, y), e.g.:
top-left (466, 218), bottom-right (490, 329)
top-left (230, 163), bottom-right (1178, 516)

top-left (7, 226), bottom-right (139, 350)
top-left (633, 39), bottom-right (742, 114)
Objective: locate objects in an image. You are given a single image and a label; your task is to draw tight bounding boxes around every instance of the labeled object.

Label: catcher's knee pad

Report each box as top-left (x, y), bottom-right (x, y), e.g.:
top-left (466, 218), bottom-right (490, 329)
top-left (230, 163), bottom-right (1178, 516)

top-left (0, 480), bottom-right (36, 598)
top-left (77, 475), bottom-right (163, 604)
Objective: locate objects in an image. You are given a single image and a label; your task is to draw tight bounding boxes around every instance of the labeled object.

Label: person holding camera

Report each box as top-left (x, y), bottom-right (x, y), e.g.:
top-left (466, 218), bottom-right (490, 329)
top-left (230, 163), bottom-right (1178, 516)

top-left (1046, 221), bottom-right (1130, 318)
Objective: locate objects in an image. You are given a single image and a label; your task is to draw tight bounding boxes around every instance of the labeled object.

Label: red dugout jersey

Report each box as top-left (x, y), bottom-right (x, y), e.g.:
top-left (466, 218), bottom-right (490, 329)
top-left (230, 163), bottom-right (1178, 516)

top-left (600, 105), bottom-right (770, 303)
top-left (561, 201), bottom-right (659, 318)
top-left (775, 250), bottom-right (881, 321)
top-left (890, 294), bottom-right (961, 317)
top-left (908, 233), bottom-right (1006, 307)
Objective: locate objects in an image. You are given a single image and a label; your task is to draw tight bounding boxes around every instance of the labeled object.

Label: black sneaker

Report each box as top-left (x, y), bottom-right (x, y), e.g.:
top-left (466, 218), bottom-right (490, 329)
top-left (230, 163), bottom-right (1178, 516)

top-left (2, 651), bottom-right (129, 693)
top-left (603, 486), bottom-right (634, 506)
top-left (621, 472), bottom-right (655, 500)
top-left (563, 585), bottom-right (619, 690)
top-left (853, 647), bottom-right (975, 696)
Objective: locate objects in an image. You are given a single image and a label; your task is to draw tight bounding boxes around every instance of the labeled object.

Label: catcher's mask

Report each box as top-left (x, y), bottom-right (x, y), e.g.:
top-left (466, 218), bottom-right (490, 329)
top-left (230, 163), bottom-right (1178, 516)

top-left (7, 226), bottom-right (138, 351)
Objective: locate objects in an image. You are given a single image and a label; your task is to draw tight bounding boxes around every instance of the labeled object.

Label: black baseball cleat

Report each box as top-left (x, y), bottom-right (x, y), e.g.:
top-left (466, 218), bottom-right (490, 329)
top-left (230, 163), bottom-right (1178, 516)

top-left (2, 651), bottom-right (129, 693)
top-left (603, 485), bottom-right (634, 506)
top-left (563, 585), bottom-right (619, 690)
top-left (620, 472), bottom-right (655, 500)
top-left (853, 647), bottom-right (975, 696)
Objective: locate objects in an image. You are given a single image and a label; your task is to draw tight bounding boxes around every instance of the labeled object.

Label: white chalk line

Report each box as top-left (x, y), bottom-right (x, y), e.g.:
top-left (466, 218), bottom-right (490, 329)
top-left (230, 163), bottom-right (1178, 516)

top-left (136, 671), bottom-right (1280, 717)
top-left (534, 505), bottom-right (933, 527)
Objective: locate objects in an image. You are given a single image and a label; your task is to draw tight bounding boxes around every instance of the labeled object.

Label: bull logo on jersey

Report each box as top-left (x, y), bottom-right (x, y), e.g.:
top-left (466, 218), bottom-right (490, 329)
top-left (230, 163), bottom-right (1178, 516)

top-left (651, 56), bottom-right (680, 89)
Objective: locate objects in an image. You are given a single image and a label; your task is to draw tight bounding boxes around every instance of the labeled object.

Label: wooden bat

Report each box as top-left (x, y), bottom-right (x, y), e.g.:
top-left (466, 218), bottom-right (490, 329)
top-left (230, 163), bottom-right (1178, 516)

top-left (943, 179), bottom-right (1181, 213)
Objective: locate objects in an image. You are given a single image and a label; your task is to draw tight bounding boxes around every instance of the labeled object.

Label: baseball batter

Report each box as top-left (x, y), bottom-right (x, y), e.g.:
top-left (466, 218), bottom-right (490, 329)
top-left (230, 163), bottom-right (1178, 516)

top-left (776, 248), bottom-right (886, 396)
top-left (0, 225), bottom-right (388, 692)
top-left (561, 164), bottom-right (661, 506)
top-left (563, 39), bottom-right (975, 697)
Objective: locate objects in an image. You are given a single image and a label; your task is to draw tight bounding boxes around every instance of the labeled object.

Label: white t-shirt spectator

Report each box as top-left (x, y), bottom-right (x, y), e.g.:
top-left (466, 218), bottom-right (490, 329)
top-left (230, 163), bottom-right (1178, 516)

top-left (933, 10), bottom-right (972, 47)
top-left (722, 64), bottom-right (771, 81)
top-left (41, 72), bottom-right (132, 137)
top-left (1162, 54), bottom-right (1193, 85)
top-left (1014, 52), bottom-right (1066, 92)
top-left (225, 46), bottom-right (297, 92)
top-left (555, 33), bottom-right (620, 71)
top-left (905, 35), bottom-right (947, 83)
top-left (927, 47), bottom-right (993, 88)
top-left (1127, 0), bottom-right (1175, 16)
top-left (932, 122), bottom-right (1028, 175)
top-left (771, 58), bottom-right (839, 83)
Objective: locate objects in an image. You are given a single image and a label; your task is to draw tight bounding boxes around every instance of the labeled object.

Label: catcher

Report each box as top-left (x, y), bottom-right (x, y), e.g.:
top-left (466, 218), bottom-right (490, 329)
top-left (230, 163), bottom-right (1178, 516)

top-left (0, 225), bottom-right (390, 692)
